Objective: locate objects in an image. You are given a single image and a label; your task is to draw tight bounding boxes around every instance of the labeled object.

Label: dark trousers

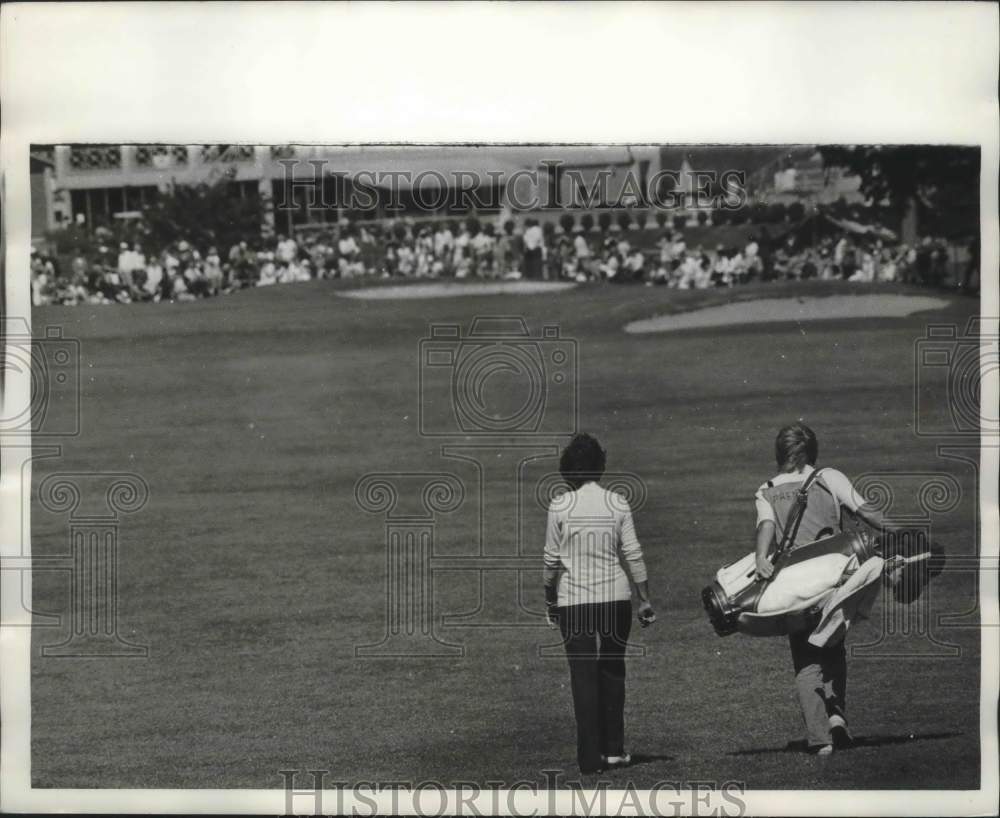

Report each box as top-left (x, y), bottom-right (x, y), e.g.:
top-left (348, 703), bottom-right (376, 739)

top-left (523, 247), bottom-right (543, 279)
top-left (789, 630), bottom-right (847, 748)
top-left (557, 600), bottom-right (632, 772)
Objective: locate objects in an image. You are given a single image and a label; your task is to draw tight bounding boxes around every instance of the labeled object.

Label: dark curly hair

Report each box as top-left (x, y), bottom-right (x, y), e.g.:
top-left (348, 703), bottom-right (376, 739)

top-left (559, 433), bottom-right (607, 490)
top-left (775, 422), bottom-right (818, 471)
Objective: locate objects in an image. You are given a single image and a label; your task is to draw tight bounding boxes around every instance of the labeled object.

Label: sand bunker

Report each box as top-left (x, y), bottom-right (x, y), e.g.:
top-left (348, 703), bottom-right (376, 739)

top-left (624, 294), bottom-right (950, 334)
top-left (340, 281), bottom-right (577, 300)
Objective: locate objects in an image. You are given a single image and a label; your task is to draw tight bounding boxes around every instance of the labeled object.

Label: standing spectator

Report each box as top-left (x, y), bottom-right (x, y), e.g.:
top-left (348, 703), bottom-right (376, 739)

top-left (522, 219), bottom-right (544, 280)
top-left (914, 237), bottom-right (934, 284)
top-left (204, 247), bottom-right (223, 293)
top-left (144, 256), bottom-right (164, 300)
top-left (359, 225), bottom-right (379, 274)
top-left (495, 221), bottom-right (513, 277)
top-left (573, 228), bottom-right (592, 274)
top-left (434, 221), bottom-right (454, 263)
top-left (117, 242), bottom-right (133, 280)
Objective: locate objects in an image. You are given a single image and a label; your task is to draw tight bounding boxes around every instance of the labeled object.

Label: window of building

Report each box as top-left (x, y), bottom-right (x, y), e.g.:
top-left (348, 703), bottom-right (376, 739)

top-left (68, 145), bottom-right (122, 171)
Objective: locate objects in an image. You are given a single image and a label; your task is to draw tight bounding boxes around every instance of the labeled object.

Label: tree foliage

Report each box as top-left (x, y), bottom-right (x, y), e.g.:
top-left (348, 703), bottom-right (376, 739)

top-left (818, 145), bottom-right (979, 236)
top-left (141, 172), bottom-right (263, 252)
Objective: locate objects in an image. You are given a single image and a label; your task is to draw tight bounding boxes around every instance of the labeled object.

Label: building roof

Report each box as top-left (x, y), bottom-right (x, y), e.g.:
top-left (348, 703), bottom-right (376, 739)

top-left (273, 145), bottom-right (639, 189)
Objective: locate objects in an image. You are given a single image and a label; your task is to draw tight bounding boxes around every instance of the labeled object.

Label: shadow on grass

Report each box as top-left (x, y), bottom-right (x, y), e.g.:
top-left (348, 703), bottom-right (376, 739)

top-left (628, 752), bottom-right (676, 767)
top-left (727, 731), bottom-right (964, 756)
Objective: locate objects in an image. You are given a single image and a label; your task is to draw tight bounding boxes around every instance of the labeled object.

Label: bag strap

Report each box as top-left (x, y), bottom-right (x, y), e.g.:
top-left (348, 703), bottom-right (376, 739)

top-left (773, 468), bottom-right (825, 561)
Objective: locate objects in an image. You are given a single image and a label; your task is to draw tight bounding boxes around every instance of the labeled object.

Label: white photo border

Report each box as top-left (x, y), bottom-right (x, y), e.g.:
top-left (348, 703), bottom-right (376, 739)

top-left (1, 2), bottom-right (997, 815)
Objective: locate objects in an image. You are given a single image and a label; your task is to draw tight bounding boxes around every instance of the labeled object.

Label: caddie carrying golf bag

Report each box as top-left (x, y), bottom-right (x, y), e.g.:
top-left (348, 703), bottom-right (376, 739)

top-left (701, 469), bottom-right (945, 638)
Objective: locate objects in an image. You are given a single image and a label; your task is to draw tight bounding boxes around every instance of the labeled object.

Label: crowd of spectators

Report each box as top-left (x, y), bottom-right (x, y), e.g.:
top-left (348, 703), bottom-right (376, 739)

top-left (30, 215), bottom-right (972, 306)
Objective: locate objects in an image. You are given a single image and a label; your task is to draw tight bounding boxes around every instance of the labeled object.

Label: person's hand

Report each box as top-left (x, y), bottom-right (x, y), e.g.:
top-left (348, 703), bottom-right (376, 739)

top-left (546, 603), bottom-right (559, 629)
top-left (883, 554), bottom-right (905, 587)
top-left (755, 555), bottom-right (774, 581)
top-left (637, 601), bottom-right (656, 628)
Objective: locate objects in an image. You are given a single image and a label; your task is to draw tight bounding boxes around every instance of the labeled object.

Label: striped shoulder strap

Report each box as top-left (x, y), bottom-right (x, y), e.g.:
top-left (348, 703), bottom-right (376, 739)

top-left (774, 468), bottom-right (826, 559)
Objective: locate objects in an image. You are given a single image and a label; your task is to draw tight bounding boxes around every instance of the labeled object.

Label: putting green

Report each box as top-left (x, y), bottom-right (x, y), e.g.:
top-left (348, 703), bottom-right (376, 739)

top-left (625, 293), bottom-right (951, 333)
top-left (340, 280), bottom-right (577, 299)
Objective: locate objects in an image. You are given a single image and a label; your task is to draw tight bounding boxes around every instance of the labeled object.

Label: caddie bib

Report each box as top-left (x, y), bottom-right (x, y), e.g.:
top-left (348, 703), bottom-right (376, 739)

top-left (760, 473), bottom-right (841, 549)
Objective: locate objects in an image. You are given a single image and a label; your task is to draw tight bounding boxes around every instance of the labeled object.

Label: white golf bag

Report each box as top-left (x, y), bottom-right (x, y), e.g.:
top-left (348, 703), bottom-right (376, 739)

top-left (702, 471), bottom-right (944, 638)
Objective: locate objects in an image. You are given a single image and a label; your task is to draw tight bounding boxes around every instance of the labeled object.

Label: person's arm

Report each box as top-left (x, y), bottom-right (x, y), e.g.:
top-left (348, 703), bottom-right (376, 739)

top-left (754, 520), bottom-right (777, 579)
top-left (620, 505), bottom-right (655, 626)
top-left (542, 507), bottom-right (562, 627)
top-left (753, 484), bottom-right (777, 579)
top-left (823, 469), bottom-right (899, 535)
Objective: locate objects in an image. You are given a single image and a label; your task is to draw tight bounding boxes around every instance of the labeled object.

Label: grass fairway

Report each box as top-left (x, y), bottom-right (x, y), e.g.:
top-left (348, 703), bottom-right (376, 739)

top-left (31, 279), bottom-right (982, 790)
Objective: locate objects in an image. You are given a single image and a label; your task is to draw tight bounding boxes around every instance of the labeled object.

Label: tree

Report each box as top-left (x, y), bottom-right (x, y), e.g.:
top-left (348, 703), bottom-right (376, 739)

top-left (559, 212), bottom-right (576, 234)
top-left (818, 145), bottom-right (979, 237)
top-left (617, 211), bottom-right (632, 231)
top-left (141, 173), bottom-right (262, 253)
top-left (598, 212), bottom-right (612, 233)
top-left (767, 202), bottom-right (787, 223)
top-left (749, 202), bottom-right (769, 224)
top-left (655, 211), bottom-right (668, 228)
top-left (580, 212), bottom-right (595, 233)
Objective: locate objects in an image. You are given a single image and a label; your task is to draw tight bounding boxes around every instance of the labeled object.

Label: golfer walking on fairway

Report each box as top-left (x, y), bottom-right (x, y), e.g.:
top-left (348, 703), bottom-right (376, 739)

top-left (543, 433), bottom-right (655, 774)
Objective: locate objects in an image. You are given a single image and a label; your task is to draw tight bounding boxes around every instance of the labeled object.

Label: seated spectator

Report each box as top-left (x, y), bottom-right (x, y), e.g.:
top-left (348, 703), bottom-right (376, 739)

top-left (276, 233), bottom-right (298, 265)
top-left (599, 249), bottom-right (621, 280)
top-left (434, 222), bottom-right (454, 260)
top-left (397, 242), bottom-right (416, 277)
top-left (338, 229), bottom-right (363, 277)
top-left (144, 258), bottom-right (164, 300)
top-left (878, 248), bottom-right (898, 282)
top-left (671, 232), bottom-right (687, 260)
top-left (626, 248), bottom-right (646, 282)
top-left (454, 246), bottom-right (472, 279)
